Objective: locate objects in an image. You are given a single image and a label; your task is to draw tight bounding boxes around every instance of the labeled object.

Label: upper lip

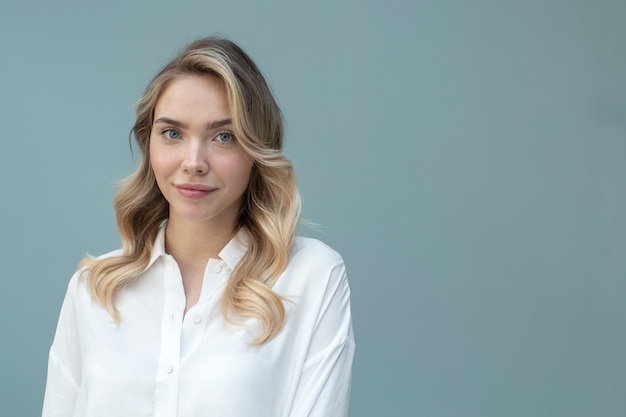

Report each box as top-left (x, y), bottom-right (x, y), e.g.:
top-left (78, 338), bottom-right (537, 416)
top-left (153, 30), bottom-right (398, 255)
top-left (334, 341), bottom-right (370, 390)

top-left (175, 183), bottom-right (216, 191)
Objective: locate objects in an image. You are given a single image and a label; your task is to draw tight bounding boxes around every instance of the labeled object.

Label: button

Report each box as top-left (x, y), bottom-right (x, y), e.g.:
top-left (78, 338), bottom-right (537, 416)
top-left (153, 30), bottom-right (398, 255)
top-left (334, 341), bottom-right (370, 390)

top-left (166, 365), bottom-right (174, 374)
top-left (193, 314), bottom-right (202, 324)
top-left (213, 265), bottom-right (223, 273)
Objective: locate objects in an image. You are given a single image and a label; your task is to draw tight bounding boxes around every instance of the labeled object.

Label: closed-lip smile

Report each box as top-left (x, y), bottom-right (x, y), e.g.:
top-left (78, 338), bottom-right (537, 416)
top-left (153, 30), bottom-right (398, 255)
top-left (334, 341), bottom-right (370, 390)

top-left (174, 183), bottom-right (216, 198)
top-left (175, 183), bottom-right (216, 191)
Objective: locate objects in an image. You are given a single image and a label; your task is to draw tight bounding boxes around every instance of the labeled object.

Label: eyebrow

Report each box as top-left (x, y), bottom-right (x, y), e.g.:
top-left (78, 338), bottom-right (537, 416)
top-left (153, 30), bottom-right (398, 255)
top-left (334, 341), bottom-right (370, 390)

top-left (153, 117), bottom-right (232, 130)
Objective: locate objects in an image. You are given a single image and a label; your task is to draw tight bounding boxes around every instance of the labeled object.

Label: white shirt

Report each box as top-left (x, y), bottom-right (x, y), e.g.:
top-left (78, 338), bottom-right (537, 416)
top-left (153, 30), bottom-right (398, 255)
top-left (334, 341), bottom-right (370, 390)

top-left (42, 227), bottom-right (354, 417)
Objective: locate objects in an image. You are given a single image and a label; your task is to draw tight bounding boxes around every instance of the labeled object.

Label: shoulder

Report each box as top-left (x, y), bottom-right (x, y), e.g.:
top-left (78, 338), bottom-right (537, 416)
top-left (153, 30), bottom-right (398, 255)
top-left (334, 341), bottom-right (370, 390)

top-left (68, 249), bottom-right (124, 289)
top-left (291, 237), bottom-right (345, 269)
top-left (276, 237), bottom-right (347, 294)
top-left (281, 238), bottom-right (352, 337)
top-left (65, 248), bottom-right (124, 296)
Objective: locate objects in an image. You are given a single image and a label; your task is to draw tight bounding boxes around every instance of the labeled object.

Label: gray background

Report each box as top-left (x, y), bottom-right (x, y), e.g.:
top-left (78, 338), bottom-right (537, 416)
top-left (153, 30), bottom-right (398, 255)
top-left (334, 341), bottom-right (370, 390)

top-left (1, 1), bottom-right (625, 416)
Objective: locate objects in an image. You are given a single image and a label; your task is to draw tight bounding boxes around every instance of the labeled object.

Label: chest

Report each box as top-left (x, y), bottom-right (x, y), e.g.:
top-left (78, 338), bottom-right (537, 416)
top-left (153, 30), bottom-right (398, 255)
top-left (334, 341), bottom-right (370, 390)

top-left (77, 286), bottom-right (298, 416)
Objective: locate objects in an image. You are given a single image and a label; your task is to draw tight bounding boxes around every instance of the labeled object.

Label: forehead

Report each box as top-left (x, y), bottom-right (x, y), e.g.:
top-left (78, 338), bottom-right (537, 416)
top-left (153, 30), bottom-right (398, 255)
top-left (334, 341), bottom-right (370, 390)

top-left (154, 74), bottom-right (230, 122)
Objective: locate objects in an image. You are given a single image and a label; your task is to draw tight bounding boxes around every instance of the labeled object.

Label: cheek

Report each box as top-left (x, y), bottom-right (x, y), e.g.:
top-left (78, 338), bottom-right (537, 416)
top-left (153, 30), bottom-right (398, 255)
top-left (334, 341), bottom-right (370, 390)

top-left (149, 144), bottom-right (174, 180)
top-left (229, 155), bottom-right (254, 189)
top-left (148, 139), bottom-right (159, 175)
top-left (214, 150), bottom-right (253, 185)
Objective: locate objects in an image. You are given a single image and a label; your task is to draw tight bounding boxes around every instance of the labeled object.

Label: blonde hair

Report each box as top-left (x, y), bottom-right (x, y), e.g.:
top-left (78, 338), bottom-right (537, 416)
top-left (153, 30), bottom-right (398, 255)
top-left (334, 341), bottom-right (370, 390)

top-left (79, 37), bottom-right (300, 345)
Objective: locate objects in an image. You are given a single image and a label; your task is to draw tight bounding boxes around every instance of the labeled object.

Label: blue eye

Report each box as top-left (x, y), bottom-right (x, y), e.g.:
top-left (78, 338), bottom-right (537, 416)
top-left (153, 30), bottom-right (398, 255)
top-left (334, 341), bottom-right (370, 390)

top-left (216, 132), bottom-right (234, 143)
top-left (163, 129), bottom-right (181, 140)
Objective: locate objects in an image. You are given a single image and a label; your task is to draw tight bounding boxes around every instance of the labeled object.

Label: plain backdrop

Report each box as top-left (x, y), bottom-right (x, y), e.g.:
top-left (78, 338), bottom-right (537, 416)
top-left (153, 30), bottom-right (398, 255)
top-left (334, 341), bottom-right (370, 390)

top-left (1, 1), bottom-right (625, 416)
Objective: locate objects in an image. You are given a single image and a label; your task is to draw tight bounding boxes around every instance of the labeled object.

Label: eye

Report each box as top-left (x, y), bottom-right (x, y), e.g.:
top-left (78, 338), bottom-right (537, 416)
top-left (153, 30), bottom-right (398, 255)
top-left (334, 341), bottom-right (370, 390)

top-left (162, 129), bottom-right (181, 140)
top-left (215, 132), bottom-right (235, 143)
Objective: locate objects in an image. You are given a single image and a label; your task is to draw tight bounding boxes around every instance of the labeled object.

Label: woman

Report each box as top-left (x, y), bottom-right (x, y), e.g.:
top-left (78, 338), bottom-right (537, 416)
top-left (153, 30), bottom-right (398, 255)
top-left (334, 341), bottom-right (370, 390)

top-left (43, 37), bottom-right (354, 417)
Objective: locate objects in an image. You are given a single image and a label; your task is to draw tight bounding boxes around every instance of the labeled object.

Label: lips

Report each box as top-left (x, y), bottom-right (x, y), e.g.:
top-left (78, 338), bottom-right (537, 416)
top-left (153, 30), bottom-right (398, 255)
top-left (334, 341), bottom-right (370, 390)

top-left (174, 183), bottom-right (216, 198)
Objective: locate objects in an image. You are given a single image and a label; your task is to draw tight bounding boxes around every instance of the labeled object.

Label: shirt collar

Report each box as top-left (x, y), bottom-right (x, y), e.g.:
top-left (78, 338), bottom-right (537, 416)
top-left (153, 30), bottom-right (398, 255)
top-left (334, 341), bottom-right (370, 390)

top-left (218, 228), bottom-right (249, 270)
top-left (145, 223), bottom-right (168, 270)
top-left (144, 222), bottom-right (249, 272)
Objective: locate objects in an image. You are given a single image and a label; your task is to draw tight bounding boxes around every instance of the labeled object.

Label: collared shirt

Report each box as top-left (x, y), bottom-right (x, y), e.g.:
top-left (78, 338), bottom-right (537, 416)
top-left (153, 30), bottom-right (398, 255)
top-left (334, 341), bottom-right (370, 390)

top-left (42, 227), bottom-right (354, 417)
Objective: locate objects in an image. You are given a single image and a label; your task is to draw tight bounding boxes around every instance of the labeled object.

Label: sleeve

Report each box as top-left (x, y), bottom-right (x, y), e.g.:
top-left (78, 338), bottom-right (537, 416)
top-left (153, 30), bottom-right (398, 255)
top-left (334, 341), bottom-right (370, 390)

top-left (42, 272), bottom-right (83, 417)
top-left (289, 259), bottom-right (356, 417)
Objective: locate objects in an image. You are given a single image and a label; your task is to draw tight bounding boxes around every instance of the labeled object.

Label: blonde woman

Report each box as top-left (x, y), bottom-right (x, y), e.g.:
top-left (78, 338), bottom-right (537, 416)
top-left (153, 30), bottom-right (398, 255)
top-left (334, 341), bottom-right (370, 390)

top-left (43, 37), bottom-right (354, 417)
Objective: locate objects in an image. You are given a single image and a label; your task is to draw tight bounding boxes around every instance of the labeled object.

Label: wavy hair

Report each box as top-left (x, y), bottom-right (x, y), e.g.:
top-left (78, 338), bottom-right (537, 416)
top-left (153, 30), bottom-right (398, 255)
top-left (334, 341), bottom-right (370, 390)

top-left (79, 37), bottom-right (301, 345)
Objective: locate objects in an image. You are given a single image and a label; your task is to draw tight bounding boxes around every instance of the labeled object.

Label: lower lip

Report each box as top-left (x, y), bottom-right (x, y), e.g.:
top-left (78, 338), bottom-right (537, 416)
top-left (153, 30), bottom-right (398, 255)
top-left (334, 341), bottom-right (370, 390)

top-left (176, 187), bottom-right (215, 199)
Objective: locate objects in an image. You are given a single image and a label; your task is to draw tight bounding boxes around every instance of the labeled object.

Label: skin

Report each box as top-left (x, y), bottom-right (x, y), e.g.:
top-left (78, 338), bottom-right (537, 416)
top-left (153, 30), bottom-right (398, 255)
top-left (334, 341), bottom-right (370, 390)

top-left (149, 74), bottom-right (254, 313)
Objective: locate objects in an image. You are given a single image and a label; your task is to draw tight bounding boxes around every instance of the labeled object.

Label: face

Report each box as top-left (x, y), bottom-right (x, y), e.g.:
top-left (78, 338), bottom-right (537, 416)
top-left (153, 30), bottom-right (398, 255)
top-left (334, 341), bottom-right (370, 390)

top-left (149, 74), bottom-right (253, 229)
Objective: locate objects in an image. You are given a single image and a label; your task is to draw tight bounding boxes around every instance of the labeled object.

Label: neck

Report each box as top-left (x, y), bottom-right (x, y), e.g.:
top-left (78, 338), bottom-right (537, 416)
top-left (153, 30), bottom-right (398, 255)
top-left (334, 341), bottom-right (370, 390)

top-left (164, 216), bottom-right (238, 269)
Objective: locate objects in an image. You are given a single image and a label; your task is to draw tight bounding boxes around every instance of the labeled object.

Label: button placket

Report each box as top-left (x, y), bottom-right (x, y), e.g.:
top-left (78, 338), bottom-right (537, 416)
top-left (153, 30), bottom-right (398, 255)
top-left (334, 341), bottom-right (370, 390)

top-left (154, 258), bottom-right (184, 417)
top-left (180, 259), bottom-right (227, 359)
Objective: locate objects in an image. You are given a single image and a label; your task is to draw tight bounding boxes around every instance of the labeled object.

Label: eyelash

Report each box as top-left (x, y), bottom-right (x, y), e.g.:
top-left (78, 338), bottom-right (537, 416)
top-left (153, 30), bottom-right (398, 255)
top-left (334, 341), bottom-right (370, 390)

top-left (215, 131), bottom-right (235, 143)
top-left (161, 128), bottom-right (181, 140)
top-left (159, 129), bottom-right (236, 144)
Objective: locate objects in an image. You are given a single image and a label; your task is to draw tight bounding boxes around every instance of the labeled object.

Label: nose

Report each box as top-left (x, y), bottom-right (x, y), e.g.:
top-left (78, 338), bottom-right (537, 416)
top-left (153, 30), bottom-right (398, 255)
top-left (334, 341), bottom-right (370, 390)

top-left (181, 141), bottom-right (209, 175)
